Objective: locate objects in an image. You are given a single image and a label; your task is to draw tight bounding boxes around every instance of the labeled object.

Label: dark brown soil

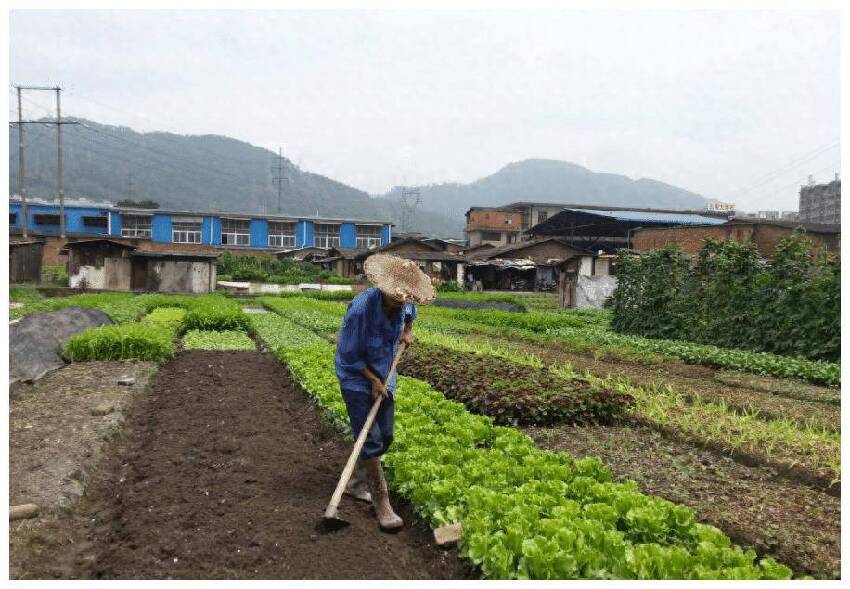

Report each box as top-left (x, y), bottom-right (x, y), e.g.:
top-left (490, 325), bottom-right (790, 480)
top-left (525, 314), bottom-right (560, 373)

top-left (525, 421), bottom-right (841, 579)
top-left (14, 350), bottom-right (470, 580)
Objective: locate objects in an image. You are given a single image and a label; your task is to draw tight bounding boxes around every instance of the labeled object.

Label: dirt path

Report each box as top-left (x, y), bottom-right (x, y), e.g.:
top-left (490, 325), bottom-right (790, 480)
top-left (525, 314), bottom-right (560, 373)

top-left (525, 421), bottom-right (840, 579)
top-left (18, 350), bottom-right (469, 580)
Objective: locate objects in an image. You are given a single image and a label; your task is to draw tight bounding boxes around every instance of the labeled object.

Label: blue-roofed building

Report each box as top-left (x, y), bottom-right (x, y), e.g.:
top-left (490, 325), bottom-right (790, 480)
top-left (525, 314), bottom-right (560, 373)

top-left (527, 207), bottom-right (729, 252)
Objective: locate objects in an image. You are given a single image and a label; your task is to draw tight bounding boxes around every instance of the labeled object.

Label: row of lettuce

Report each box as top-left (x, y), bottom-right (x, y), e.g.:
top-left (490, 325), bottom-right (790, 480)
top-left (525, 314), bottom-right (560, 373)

top-left (260, 296), bottom-right (840, 491)
top-left (60, 294), bottom-right (255, 361)
top-left (251, 306), bottom-right (792, 579)
top-left (265, 290), bottom-right (838, 386)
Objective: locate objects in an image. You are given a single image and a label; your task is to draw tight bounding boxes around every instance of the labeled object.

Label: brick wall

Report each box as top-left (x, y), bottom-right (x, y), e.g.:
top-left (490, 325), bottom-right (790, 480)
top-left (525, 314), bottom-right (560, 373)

top-left (466, 209), bottom-right (524, 231)
top-left (633, 224), bottom-right (838, 257)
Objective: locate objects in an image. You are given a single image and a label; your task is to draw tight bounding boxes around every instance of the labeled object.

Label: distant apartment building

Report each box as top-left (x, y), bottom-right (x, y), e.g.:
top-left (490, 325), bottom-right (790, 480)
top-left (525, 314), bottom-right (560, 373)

top-left (799, 175), bottom-right (841, 224)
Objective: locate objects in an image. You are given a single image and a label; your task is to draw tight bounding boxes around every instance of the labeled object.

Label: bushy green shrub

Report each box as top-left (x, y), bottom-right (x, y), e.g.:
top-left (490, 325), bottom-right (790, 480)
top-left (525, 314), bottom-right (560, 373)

top-left (611, 232), bottom-right (840, 362)
top-left (64, 322), bottom-right (176, 362)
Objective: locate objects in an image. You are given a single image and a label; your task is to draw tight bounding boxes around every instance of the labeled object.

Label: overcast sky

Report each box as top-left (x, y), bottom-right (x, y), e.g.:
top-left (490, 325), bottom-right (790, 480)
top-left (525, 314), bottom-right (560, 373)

top-left (10, 9), bottom-right (840, 211)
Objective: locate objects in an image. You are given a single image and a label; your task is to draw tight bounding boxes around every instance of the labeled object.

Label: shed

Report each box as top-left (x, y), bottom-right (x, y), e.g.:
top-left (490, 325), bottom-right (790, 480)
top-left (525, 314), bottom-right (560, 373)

top-left (466, 237), bottom-right (595, 291)
top-left (358, 238), bottom-right (466, 283)
top-left (317, 247), bottom-right (368, 279)
top-left (128, 250), bottom-right (220, 293)
top-left (61, 238), bottom-right (220, 293)
top-left (9, 239), bottom-right (45, 283)
top-left (529, 208), bottom-right (727, 251)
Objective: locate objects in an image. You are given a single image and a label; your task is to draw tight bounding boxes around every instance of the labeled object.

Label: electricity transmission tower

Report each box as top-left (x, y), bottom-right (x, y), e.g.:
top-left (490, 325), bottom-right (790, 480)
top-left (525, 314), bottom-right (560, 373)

top-left (398, 186), bottom-right (422, 234)
top-left (271, 146), bottom-right (290, 213)
top-left (10, 85), bottom-right (78, 238)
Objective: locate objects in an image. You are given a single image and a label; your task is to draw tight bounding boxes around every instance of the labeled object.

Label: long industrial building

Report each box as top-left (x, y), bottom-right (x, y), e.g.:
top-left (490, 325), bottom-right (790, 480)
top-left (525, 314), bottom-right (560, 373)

top-left (9, 198), bottom-right (392, 256)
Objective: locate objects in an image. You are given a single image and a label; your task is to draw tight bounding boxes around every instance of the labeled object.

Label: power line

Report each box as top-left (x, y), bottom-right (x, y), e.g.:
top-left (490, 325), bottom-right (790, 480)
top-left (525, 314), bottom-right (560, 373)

top-left (62, 87), bottom-right (269, 167)
top-left (74, 122), bottom-right (240, 181)
top-left (725, 139), bottom-right (840, 200)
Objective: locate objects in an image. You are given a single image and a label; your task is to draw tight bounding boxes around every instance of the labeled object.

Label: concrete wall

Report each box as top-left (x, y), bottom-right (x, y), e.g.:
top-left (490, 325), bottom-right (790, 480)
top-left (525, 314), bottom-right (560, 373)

top-left (575, 275), bottom-right (618, 308)
top-left (148, 259), bottom-right (215, 293)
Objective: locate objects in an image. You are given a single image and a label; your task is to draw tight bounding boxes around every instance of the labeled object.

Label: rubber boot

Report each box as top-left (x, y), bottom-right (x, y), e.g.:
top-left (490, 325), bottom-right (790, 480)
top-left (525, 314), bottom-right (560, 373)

top-left (343, 459), bottom-right (372, 503)
top-left (365, 457), bottom-right (404, 531)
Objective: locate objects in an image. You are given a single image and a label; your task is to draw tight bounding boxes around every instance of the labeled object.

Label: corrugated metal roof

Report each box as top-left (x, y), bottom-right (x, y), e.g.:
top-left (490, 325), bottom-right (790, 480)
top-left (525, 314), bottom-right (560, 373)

top-left (569, 209), bottom-right (727, 226)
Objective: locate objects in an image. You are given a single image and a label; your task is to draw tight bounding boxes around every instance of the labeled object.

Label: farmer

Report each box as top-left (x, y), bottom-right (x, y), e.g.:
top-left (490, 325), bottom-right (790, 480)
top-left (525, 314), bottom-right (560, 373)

top-left (335, 254), bottom-right (435, 531)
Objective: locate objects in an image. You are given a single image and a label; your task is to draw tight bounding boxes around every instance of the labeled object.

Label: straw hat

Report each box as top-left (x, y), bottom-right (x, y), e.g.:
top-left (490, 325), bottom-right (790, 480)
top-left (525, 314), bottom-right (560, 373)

top-left (364, 254), bottom-right (436, 305)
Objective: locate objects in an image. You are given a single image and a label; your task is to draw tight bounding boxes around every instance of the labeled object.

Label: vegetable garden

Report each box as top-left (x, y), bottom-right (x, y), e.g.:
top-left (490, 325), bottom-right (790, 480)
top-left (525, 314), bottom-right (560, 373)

top-left (9, 288), bottom-right (840, 579)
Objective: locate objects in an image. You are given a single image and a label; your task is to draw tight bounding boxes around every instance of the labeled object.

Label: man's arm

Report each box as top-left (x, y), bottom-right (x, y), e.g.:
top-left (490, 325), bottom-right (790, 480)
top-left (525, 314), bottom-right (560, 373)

top-left (360, 366), bottom-right (388, 400)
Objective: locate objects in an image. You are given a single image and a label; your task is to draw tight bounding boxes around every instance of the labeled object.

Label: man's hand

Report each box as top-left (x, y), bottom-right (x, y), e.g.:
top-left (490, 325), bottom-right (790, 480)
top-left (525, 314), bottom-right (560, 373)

top-left (370, 378), bottom-right (389, 401)
top-left (400, 326), bottom-right (416, 348)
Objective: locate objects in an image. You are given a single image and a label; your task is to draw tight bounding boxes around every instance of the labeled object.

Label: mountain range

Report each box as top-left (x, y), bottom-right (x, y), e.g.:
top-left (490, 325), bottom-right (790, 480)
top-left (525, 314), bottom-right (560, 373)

top-left (9, 119), bottom-right (709, 238)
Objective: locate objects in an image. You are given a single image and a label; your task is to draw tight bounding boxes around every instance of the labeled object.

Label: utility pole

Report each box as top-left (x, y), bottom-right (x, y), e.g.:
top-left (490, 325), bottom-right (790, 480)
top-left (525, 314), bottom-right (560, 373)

top-left (16, 87), bottom-right (27, 238)
top-left (11, 85), bottom-right (79, 240)
top-left (271, 146), bottom-right (289, 213)
top-left (56, 86), bottom-right (65, 238)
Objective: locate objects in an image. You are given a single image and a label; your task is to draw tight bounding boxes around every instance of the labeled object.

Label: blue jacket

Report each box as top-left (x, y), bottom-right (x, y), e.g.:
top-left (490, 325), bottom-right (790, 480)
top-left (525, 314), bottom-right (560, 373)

top-left (334, 287), bottom-right (417, 396)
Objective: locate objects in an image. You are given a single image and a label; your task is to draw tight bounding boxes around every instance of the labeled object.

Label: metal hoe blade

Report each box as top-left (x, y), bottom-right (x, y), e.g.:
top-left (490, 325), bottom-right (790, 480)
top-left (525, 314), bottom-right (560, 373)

top-left (317, 505), bottom-right (351, 534)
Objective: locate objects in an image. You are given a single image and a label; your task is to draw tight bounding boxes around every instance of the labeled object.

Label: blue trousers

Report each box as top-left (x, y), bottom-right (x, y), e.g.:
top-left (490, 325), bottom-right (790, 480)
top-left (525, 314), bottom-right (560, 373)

top-left (341, 389), bottom-right (395, 460)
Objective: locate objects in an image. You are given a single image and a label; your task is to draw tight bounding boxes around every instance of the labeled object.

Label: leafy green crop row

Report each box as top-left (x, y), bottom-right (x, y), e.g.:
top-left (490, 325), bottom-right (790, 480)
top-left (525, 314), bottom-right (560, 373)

top-left (547, 326), bottom-right (839, 387)
top-left (399, 343), bottom-right (632, 426)
top-left (254, 315), bottom-right (791, 579)
top-left (64, 321), bottom-right (177, 362)
top-left (182, 329), bottom-right (255, 351)
top-left (142, 306), bottom-right (187, 324)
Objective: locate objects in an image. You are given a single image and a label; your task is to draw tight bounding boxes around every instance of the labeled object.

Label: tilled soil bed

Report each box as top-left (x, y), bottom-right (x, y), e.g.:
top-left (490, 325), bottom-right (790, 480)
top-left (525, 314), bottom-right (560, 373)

top-left (18, 350), bottom-right (469, 580)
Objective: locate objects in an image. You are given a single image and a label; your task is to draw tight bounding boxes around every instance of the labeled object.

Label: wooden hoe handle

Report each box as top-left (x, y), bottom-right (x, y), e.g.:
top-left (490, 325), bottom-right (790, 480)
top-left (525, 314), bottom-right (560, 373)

top-left (324, 342), bottom-right (407, 519)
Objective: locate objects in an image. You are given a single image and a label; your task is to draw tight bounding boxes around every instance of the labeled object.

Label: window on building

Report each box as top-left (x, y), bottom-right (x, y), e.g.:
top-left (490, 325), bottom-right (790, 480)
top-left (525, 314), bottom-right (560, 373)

top-left (172, 217), bottom-right (202, 244)
top-left (121, 214), bottom-right (152, 238)
top-left (83, 215), bottom-right (109, 229)
top-left (221, 218), bottom-right (250, 246)
top-left (481, 231), bottom-right (502, 241)
top-left (10, 213), bottom-right (17, 225)
top-left (34, 213), bottom-right (61, 226)
top-left (355, 224), bottom-right (382, 249)
top-left (315, 223), bottom-right (340, 248)
top-left (268, 221), bottom-right (296, 248)
top-left (537, 210), bottom-right (548, 224)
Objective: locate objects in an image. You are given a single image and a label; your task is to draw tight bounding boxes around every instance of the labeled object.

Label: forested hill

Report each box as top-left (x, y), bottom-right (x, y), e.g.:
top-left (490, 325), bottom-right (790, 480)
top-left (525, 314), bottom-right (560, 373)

top-left (8, 118), bottom-right (460, 236)
top-left (384, 159), bottom-right (710, 224)
top-left (10, 121), bottom-right (710, 239)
